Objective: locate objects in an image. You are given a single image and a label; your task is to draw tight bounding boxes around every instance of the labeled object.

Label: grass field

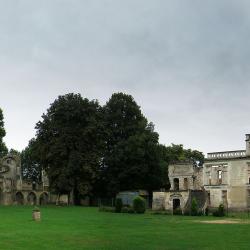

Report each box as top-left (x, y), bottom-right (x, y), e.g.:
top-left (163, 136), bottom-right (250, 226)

top-left (1, 206), bottom-right (250, 250)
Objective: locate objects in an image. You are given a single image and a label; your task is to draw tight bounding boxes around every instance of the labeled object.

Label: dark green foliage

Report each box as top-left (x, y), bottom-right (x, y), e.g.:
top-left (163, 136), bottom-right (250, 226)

top-left (191, 198), bottom-right (198, 216)
top-left (151, 210), bottom-right (171, 215)
top-left (115, 198), bottom-right (123, 213)
top-left (121, 206), bottom-right (134, 213)
top-left (0, 108), bottom-right (8, 158)
top-left (34, 93), bottom-right (104, 204)
top-left (97, 93), bottom-right (168, 197)
top-left (173, 207), bottom-right (182, 215)
top-left (21, 139), bottom-right (41, 182)
top-left (183, 209), bottom-right (191, 216)
top-left (133, 196), bottom-right (146, 214)
top-left (29, 92), bottom-right (205, 202)
top-left (173, 208), bottom-right (183, 215)
top-left (205, 207), bottom-right (209, 216)
top-left (99, 206), bottom-right (115, 213)
top-left (33, 206), bottom-right (40, 212)
top-left (164, 144), bottom-right (204, 166)
top-left (9, 149), bottom-right (20, 155)
top-left (213, 204), bottom-right (225, 217)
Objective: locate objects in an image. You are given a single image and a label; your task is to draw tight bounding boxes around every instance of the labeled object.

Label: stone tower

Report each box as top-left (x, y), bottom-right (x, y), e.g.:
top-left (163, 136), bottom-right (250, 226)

top-left (246, 134), bottom-right (250, 157)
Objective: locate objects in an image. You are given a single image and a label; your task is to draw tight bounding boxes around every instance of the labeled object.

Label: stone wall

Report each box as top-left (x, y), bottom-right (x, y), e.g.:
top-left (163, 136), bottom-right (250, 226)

top-left (204, 158), bottom-right (250, 210)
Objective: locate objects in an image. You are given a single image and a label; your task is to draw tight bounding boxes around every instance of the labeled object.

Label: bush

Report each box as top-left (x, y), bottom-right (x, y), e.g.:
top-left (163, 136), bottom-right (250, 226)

top-left (121, 206), bottom-right (134, 214)
top-left (183, 209), bottom-right (190, 216)
top-left (115, 198), bottom-right (123, 213)
top-left (33, 206), bottom-right (40, 212)
top-left (99, 206), bottom-right (115, 213)
top-left (213, 204), bottom-right (225, 217)
top-left (173, 208), bottom-right (182, 215)
top-left (133, 196), bottom-right (146, 214)
top-left (191, 198), bottom-right (198, 216)
top-left (205, 207), bottom-right (209, 216)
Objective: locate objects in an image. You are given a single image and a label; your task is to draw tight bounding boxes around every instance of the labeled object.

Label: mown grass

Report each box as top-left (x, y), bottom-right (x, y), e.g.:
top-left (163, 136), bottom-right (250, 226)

top-left (0, 206), bottom-right (250, 249)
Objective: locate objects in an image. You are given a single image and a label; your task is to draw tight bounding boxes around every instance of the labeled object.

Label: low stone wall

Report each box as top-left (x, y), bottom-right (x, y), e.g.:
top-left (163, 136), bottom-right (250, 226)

top-left (152, 192), bottom-right (166, 210)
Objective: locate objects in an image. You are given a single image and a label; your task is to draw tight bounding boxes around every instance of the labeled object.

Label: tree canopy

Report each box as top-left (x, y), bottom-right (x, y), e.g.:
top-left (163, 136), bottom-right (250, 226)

top-left (25, 92), bottom-right (204, 202)
top-left (164, 144), bottom-right (204, 166)
top-left (34, 93), bottom-right (104, 204)
top-left (0, 108), bottom-right (8, 158)
top-left (96, 93), bottom-right (168, 197)
top-left (21, 139), bottom-right (41, 182)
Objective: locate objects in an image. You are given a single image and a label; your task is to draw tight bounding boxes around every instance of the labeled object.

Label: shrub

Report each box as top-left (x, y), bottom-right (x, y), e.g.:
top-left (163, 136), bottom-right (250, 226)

top-left (183, 209), bottom-right (190, 216)
top-left (191, 198), bottom-right (198, 216)
top-left (173, 208), bottom-right (182, 215)
top-left (213, 204), bottom-right (225, 217)
top-left (133, 196), bottom-right (146, 214)
top-left (205, 207), bottom-right (209, 216)
top-left (33, 206), bottom-right (40, 212)
top-left (99, 206), bottom-right (115, 213)
top-left (121, 206), bottom-right (134, 214)
top-left (115, 198), bottom-right (123, 213)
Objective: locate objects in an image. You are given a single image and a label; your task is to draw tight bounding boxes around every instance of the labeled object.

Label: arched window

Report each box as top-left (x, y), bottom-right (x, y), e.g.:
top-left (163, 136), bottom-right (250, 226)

top-left (40, 193), bottom-right (49, 205)
top-left (16, 192), bottom-right (24, 205)
top-left (27, 192), bottom-right (37, 205)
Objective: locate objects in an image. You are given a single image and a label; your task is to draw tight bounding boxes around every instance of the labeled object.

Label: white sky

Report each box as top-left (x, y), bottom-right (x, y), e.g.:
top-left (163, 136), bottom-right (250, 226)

top-left (0, 0), bottom-right (250, 154)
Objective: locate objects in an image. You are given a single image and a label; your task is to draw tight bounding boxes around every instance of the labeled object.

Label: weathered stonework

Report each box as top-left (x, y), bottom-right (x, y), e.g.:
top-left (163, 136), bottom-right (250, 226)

top-left (0, 154), bottom-right (49, 205)
top-left (153, 134), bottom-right (250, 212)
top-left (153, 162), bottom-right (206, 213)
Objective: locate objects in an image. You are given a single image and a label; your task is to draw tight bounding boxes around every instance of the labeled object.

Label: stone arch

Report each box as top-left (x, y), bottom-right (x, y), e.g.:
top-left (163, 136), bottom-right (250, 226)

top-left (27, 192), bottom-right (37, 205)
top-left (170, 193), bottom-right (184, 214)
top-left (173, 198), bottom-right (180, 210)
top-left (39, 192), bottom-right (49, 205)
top-left (16, 192), bottom-right (24, 205)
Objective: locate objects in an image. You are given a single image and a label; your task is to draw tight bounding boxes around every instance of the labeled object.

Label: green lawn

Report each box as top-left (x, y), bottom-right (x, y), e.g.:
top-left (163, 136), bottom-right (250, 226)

top-left (0, 206), bottom-right (250, 250)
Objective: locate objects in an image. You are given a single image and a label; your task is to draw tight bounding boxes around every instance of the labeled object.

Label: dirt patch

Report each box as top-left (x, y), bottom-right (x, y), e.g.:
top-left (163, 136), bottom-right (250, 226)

top-left (199, 219), bottom-right (245, 224)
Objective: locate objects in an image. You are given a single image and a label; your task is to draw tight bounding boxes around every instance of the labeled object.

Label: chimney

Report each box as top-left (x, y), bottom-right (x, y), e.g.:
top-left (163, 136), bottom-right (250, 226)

top-left (246, 134), bottom-right (250, 156)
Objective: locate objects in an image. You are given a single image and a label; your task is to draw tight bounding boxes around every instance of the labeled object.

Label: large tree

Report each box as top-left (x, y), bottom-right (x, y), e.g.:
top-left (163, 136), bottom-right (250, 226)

top-left (34, 93), bottom-right (104, 204)
top-left (97, 93), bottom-right (167, 197)
top-left (21, 139), bottom-right (41, 182)
top-left (0, 108), bottom-right (8, 158)
top-left (164, 144), bottom-right (204, 166)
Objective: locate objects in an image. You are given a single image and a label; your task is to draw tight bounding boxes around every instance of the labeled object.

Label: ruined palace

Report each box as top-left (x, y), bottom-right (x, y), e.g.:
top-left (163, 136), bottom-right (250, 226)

top-left (153, 134), bottom-right (250, 212)
top-left (0, 154), bottom-right (49, 205)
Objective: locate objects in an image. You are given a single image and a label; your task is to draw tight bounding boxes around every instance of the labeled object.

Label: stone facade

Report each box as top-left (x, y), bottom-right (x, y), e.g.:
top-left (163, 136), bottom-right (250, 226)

top-left (153, 134), bottom-right (250, 212)
top-left (153, 162), bottom-right (205, 212)
top-left (0, 154), bottom-right (49, 205)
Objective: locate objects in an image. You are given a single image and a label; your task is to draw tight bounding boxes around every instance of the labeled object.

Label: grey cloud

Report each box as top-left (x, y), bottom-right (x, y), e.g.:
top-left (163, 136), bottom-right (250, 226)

top-left (0, 0), bottom-right (250, 154)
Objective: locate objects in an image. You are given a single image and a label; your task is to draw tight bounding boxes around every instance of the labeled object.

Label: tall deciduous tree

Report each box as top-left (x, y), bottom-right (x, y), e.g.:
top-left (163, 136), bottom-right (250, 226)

top-left (21, 139), bottom-right (41, 182)
top-left (97, 93), bottom-right (167, 197)
top-left (0, 108), bottom-right (8, 158)
top-left (34, 93), bottom-right (104, 204)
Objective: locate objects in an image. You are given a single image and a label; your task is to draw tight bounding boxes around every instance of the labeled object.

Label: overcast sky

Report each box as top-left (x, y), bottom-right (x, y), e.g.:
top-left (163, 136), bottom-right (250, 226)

top-left (0, 0), bottom-right (250, 155)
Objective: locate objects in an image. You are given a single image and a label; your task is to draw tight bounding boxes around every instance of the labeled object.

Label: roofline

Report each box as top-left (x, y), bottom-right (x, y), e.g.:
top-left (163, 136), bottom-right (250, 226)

top-left (204, 156), bottom-right (250, 163)
top-left (207, 149), bottom-right (245, 154)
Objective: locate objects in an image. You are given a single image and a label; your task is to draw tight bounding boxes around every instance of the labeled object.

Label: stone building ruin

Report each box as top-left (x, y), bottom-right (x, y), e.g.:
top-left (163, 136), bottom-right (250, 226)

top-left (0, 154), bottom-right (49, 205)
top-left (153, 134), bottom-right (250, 212)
